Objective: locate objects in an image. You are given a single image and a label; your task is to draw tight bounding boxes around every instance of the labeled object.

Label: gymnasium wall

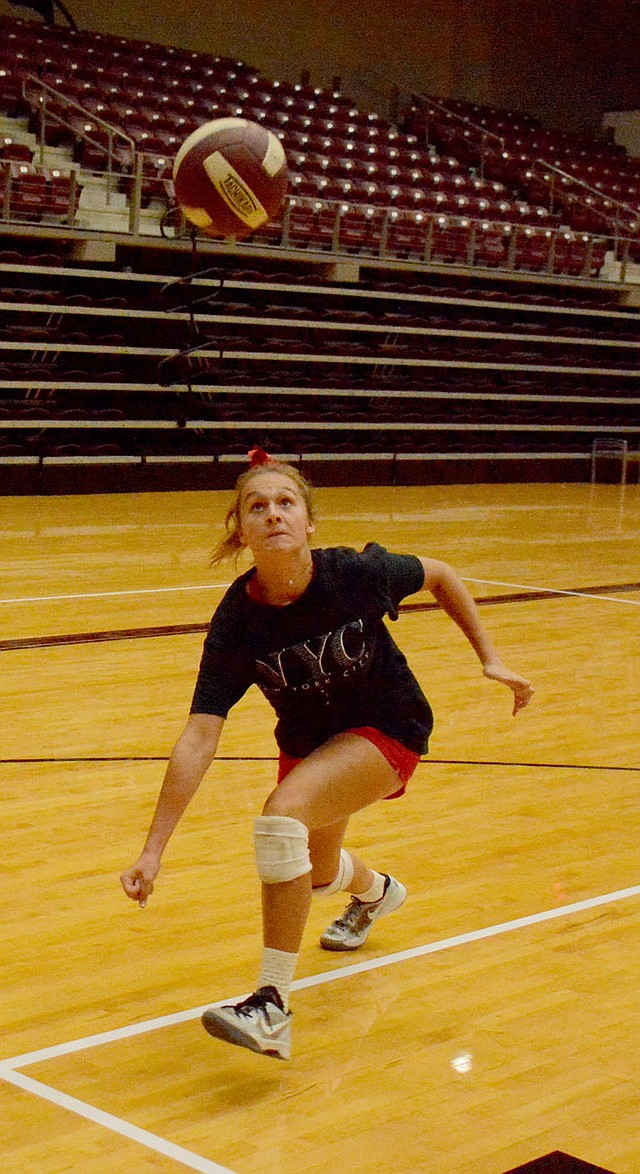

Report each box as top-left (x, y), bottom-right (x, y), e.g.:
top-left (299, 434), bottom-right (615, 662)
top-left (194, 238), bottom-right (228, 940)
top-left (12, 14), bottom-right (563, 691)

top-left (1, 0), bottom-right (638, 135)
top-left (604, 110), bottom-right (640, 158)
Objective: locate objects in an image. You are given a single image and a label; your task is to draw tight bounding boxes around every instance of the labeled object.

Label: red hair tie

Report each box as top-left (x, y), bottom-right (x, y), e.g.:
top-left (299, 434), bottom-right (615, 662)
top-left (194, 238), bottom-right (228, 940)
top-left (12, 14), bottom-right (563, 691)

top-left (248, 447), bottom-right (274, 467)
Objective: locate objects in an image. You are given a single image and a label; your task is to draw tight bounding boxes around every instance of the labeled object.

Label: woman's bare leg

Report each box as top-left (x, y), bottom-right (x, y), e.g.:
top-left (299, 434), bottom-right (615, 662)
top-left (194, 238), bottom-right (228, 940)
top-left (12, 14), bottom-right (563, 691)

top-left (201, 734), bottom-right (403, 1057)
top-left (308, 819), bottom-right (378, 893)
top-left (259, 733), bottom-right (402, 954)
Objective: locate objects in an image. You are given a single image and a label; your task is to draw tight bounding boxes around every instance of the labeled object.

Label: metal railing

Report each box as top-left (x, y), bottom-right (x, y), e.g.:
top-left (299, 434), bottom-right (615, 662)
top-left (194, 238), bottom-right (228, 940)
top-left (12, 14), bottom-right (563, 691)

top-left (520, 158), bottom-right (639, 241)
top-left (22, 74), bottom-right (136, 206)
top-left (413, 96), bottom-right (508, 177)
top-left (0, 162), bottom-right (80, 227)
top-left (2, 77), bottom-right (639, 283)
top-left (413, 95), bottom-right (640, 253)
top-left (204, 195), bottom-right (618, 280)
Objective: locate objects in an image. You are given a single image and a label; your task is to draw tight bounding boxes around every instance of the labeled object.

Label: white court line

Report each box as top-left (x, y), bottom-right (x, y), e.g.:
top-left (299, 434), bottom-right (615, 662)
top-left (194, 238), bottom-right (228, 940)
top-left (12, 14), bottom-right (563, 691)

top-left (1, 883), bottom-right (637, 1174)
top-left (1, 1001), bottom-right (226, 1070)
top-left (465, 576), bottom-right (640, 606)
top-left (2, 576), bottom-right (640, 608)
top-left (0, 583), bottom-right (230, 606)
top-left (0, 1068), bottom-right (235, 1174)
top-left (4, 882), bottom-right (638, 1071)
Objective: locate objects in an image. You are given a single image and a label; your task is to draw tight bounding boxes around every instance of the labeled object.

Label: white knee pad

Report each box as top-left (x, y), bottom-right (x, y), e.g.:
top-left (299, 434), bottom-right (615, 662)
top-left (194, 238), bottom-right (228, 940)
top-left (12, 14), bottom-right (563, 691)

top-left (313, 848), bottom-right (355, 897)
top-left (254, 815), bottom-right (312, 884)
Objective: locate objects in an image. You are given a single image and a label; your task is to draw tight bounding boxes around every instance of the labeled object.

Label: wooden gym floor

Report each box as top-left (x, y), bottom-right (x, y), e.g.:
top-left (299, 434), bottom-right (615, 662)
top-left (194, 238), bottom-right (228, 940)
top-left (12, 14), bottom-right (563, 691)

top-left (1, 481), bottom-right (639, 1174)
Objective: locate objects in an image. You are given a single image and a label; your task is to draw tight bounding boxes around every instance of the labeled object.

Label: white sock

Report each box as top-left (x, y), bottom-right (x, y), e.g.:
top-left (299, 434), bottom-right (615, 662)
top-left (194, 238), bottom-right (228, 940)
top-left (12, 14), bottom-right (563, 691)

top-left (258, 947), bottom-right (298, 1012)
top-left (352, 870), bottom-right (386, 904)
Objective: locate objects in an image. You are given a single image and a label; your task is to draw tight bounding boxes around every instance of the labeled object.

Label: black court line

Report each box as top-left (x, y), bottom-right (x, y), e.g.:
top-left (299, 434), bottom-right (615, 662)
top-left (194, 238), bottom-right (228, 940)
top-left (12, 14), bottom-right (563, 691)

top-left (2, 581), bottom-right (639, 653)
top-left (2, 755), bottom-right (639, 771)
top-left (401, 580), bottom-right (640, 611)
top-left (0, 621), bottom-right (207, 652)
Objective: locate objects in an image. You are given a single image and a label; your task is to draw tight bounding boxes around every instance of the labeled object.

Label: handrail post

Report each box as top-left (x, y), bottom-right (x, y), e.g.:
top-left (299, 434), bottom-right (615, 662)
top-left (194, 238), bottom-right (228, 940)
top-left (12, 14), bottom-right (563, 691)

top-left (619, 238), bottom-right (629, 283)
top-left (467, 219), bottom-right (477, 265)
top-left (67, 168), bottom-right (77, 226)
top-left (2, 168), bottom-right (12, 219)
top-left (548, 231), bottom-right (557, 274)
top-left (380, 209), bottom-right (390, 258)
top-left (583, 235), bottom-right (594, 277)
top-left (332, 202), bottom-right (341, 251)
top-left (38, 93), bottom-right (46, 167)
top-left (508, 225), bottom-right (518, 270)
top-left (281, 199), bottom-right (291, 246)
top-left (128, 150), bottom-right (143, 235)
top-left (105, 128), bottom-right (114, 205)
top-left (423, 216), bottom-right (434, 262)
top-left (613, 208), bottom-right (620, 257)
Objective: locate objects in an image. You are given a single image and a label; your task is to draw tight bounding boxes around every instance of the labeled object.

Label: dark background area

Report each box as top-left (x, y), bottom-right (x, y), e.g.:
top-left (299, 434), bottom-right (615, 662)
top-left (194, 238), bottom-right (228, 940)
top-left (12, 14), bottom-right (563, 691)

top-left (1, 0), bottom-right (639, 135)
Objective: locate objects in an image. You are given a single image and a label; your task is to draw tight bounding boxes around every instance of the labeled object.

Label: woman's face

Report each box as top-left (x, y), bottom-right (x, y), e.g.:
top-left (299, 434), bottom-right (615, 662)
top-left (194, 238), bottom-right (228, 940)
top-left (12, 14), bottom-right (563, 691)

top-left (237, 471), bottom-right (315, 557)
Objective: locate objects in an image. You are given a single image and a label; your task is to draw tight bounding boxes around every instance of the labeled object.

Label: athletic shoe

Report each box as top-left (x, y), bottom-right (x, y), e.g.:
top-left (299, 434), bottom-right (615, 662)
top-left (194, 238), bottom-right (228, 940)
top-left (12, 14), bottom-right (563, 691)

top-left (319, 874), bottom-right (407, 951)
top-left (201, 985), bottom-right (292, 1060)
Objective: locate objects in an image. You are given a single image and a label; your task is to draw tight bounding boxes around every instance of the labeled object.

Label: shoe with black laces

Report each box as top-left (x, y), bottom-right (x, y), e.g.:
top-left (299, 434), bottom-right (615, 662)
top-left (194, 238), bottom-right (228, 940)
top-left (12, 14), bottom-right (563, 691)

top-left (319, 874), bottom-right (407, 951)
top-left (201, 985), bottom-right (292, 1060)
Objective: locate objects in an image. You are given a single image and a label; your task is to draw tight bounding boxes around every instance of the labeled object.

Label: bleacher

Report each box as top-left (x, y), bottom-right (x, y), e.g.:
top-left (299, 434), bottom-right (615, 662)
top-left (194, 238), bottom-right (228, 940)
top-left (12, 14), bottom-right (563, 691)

top-left (0, 14), bottom-right (639, 493)
top-left (0, 13), bottom-right (628, 268)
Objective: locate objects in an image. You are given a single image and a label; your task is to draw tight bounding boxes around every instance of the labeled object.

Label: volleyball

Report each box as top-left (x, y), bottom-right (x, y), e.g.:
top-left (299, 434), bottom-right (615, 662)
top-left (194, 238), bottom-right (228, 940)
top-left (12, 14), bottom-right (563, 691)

top-left (172, 117), bottom-right (288, 239)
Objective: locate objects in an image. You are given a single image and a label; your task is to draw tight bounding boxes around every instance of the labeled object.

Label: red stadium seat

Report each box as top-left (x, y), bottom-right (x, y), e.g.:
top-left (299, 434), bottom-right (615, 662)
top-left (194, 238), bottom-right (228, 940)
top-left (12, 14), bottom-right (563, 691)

top-left (286, 200), bottom-right (339, 250)
top-left (472, 225), bottom-right (510, 268)
top-left (1, 138), bottom-right (32, 163)
top-left (384, 210), bottom-right (429, 259)
top-left (429, 218), bottom-right (473, 263)
top-left (337, 205), bottom-right (386, 254)
top-left (6, 163), bottom-right (47, 219)
top-left (512, 227), bottom-right (553, 272)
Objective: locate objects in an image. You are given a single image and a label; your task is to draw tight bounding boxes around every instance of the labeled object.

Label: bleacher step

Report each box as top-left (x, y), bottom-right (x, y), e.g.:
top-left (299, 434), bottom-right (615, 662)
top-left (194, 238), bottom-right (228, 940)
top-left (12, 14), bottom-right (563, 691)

top-left (1, 110), bottom-right (164, 235)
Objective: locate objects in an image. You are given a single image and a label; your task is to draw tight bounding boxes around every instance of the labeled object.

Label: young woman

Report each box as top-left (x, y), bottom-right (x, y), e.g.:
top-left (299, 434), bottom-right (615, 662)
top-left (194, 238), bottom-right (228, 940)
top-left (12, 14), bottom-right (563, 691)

top-left (121, 450), bottom-right (533, 1060)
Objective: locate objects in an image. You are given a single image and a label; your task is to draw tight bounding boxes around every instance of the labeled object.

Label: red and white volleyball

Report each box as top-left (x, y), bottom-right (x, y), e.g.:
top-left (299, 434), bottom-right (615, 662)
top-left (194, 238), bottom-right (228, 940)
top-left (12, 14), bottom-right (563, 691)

top-left (172, 117), bottom-right (288, 239)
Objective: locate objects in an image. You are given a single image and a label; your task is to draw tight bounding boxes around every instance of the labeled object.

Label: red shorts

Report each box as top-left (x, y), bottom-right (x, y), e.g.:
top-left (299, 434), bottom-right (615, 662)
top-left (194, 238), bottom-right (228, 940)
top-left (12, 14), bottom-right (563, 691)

top-left (277, 726), bottom-right (421, 799)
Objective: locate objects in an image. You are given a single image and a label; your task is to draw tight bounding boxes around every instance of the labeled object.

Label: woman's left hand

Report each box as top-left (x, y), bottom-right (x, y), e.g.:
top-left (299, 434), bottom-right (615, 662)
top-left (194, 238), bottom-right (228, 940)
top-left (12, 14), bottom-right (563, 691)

top-left (483, 660), bottom-right (534, 716)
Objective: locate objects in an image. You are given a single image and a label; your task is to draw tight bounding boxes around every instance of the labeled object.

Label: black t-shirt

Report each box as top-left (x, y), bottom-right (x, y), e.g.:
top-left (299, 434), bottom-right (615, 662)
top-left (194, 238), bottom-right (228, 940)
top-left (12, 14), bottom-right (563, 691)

top-left (190, 543), bottom-right (433, 757)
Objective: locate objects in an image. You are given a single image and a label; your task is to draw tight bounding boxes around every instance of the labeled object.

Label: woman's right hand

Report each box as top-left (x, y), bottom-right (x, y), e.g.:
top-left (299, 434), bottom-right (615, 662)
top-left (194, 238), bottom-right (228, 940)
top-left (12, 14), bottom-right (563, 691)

top-left (118, 715), bottom-right (225, 909)
top-left (120, 852), bottom-right (161, 908)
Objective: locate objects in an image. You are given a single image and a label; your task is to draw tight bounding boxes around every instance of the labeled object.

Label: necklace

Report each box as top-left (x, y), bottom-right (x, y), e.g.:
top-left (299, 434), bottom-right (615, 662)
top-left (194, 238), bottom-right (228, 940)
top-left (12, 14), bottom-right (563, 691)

top-left (253, 556), bottom-right (313, 605)
top-left (287, 558), bottom-right (313, 587)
